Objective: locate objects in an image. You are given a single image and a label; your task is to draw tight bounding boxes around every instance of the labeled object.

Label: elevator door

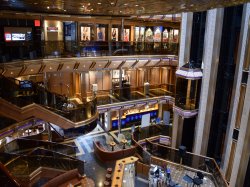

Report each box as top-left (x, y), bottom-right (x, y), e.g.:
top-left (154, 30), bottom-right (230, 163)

top-left (181, 117), bottom-right (196, 152)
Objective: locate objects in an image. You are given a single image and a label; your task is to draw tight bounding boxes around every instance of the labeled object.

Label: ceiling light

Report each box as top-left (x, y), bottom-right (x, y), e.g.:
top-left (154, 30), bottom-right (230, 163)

top-left (88, 3), bottom-right (91, 5)
top-left (135, 4), bottom-right (139, 7)
top-left (91, 8), bottom-right (94, 11)
top-left (124, 3), bottom-right (128, 6)
top-left (64, 9), bottom-right (66, 12)
top-left (99, 65), bottom-right (101, 67)
top-left (111, 2), bottom-right (114, 5)
top-left (66, 66), bottom-right (70, 69)
top-left (47, 6), bottom-right (50, 9)
top-left (31, 69), bottom-right (34, 72)
top-left (82, 5), bottom-right (85, 8)
top-left (97, 2), bottom-right (101, 5)
top-left (49, 67), bottom-right (52, 70)
top-left (10, 72), bottom-right (13, 75)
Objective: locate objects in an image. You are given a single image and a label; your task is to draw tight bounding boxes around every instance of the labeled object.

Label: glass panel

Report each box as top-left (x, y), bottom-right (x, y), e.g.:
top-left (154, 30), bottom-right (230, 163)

top-left (132, 125), bottom-right (228, 187)
top-left (0, 75), bottom-right (97, 123)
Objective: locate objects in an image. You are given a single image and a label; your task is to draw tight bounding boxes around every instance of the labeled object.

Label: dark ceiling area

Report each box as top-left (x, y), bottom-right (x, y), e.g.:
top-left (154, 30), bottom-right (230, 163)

top-left (0, 0), bottom-right (249, 16)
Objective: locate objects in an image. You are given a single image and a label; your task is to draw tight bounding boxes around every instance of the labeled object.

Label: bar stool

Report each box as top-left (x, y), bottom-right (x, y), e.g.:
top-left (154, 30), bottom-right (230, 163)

top-left (106, 173), bottom-right (112, 181)
top-left (103, 180), bottom-right (110, 187)
top-left (107, 168), bottom-right (113, 174)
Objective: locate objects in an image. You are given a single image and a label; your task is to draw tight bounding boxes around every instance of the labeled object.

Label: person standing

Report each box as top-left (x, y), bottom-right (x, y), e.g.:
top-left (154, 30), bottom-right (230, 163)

top-left (97, 27), bottom-right (103, 41)
top-left (166, 166), bottom-right (171, 185)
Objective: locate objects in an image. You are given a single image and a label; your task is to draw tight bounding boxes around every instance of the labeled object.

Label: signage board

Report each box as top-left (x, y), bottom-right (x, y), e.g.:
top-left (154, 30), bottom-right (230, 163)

top-left (47, 27), bottom-right (58, 32)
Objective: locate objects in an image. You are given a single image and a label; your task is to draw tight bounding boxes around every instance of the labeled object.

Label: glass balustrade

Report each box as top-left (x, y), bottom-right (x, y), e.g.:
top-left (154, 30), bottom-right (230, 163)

top-left (96, 83), bottom-right (175, 106)
top-left (0, 41), bottom-right (179, 62)
top-left (4, 138), bottom-right (77, 156)
top-left (132, 125), bottom-right (228, 187)
top-left (0, 75), bottom-right (97, 123)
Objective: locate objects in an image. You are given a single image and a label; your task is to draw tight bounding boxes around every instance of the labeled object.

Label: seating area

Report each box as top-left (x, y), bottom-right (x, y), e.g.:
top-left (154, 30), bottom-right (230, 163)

top-left (42, 168), bottom-right (94, 187)
top-left (102, 168), bottom-right (113, 187)
top-left (150, 156), bottom-right (215, 187)
top-left (93, 140), bottom-right (136, 162)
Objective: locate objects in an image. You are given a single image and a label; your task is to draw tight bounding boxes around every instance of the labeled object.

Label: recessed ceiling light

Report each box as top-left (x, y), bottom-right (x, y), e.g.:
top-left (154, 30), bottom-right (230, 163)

top-left (47, 6), bottom-right (50, 9)
top-left (82, 5), bottom-right (85, 8)
top-left (66, 66), bottom-right (70, 69)
top-left (124, 3), bottom-right (128, 6)
top-left (34, 2), bottom-right (38, 5)
top-left (64, 9), bottom-right (66, 12)
top-left (88, 3), bottom-right (91, 5)
top-left (91, 8), bottom-right (94, 11)
top-left (10, 72), bottom-right (13, 74)
top-left (49, 67), bottom-right (52, 70)
top-left (111, 2), bottom-right (114, 5)
top-left (31, 69), bottom-right (34, 72)
top-left (99, 64), bottom-right (101, 67)
top-left (135, 4), bottom-right (139, 7)
top-left (97, 2), bottom-right (101, 5)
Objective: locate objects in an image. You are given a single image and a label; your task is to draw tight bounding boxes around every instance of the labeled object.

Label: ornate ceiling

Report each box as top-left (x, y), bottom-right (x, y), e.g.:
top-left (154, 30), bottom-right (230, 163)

top-left (0, 0), bottom-right (249, 16)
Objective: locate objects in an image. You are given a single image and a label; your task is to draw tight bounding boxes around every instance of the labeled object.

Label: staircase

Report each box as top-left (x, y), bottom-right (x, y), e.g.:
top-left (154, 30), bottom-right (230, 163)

top-left (0, 75), bottom-right (98, 130)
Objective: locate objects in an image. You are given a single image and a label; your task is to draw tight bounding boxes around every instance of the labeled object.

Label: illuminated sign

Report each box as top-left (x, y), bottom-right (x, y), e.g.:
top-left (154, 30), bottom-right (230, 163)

top-left (12, 33), bottom-right (25, 41)
top-left (47, 27), bottom-right (58, 32)
top-left (34, 20), bottom-right (40, 27)
top-left (4, 32), bottom-right (11, 42)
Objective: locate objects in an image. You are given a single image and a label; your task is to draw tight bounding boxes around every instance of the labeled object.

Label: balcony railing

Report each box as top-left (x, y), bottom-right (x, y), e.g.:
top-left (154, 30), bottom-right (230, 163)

top-left (0, 41), bottom-right (179, 63)
top-left (132, 125), bottom-right (228, 187)
top-left (0, 75), bottom-right (97, 123)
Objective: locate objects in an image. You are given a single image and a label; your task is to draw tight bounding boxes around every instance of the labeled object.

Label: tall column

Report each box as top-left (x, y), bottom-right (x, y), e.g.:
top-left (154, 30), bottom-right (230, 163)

top-left (80, 72), bottom-right (88, 98)
top-left (230, 72), bottom-right (250, 187)
top-left (43, 72), bottom-right (48, 105)
top-left (73, 72), bottom-right (81, 97)
top-left (178, 12), bottom-right (193, 67)
top-left (158, 104), bottom-right (163, 119)
top-left (193, 8), bottom-right (224, 155)
top-left (105, 111), bottom-right (112, 131)
top-left (121, 18), bottom-right (124, 42)
top-left (171, 112), bottom-right (184, 148)
top-left (222, 3), bottom-right (250, 185)
top-left (108, 23), bottom-right (112, 55)
top-left (119, 68), bottom-right (123, 100)
top-left (118, 110), bottom-right (122, 134)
